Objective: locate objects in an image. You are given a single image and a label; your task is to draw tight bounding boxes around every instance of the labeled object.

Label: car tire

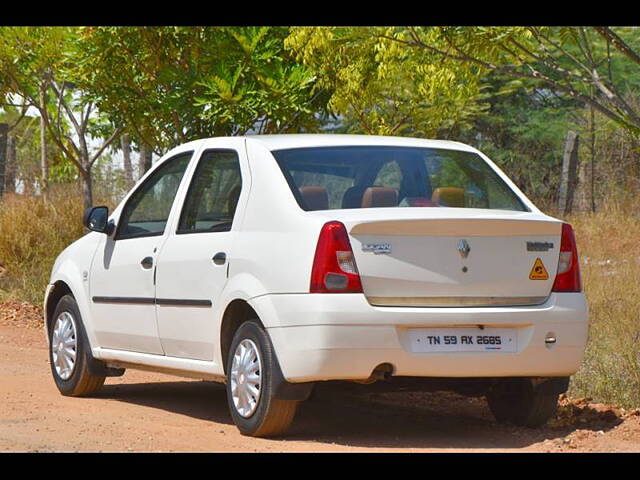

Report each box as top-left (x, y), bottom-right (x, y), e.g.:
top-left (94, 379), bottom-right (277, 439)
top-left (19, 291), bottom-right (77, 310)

top-left (49, 295), bottom-right (105, 397)
top-left (486, 378), bottom-right (559, 428)
top-left (225, 320), bottom-right (298, 437)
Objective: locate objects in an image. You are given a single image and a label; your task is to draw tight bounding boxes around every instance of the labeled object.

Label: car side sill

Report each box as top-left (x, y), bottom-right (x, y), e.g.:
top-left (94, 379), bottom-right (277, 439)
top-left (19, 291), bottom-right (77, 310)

top-left (92, 347), bottom-right (225, 382)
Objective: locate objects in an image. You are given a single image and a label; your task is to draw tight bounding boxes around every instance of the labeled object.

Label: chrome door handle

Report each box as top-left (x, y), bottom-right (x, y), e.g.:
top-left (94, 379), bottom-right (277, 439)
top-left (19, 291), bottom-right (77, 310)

top-left (140, 256), bottom-right (154, 269)
top-left (212, 252), bottom-right (227, 265)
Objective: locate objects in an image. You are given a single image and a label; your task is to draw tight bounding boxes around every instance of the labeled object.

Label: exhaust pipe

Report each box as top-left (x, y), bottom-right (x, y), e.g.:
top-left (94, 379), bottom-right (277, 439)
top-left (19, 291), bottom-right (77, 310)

top-left (354, 363), bottom-right (394, 384)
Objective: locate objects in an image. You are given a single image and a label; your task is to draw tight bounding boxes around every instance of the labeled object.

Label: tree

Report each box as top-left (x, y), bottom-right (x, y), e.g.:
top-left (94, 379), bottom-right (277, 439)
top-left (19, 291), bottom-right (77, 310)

top-left (0, 27), bottom-right (122, 210)
top-left (0, 99), bottom-right (29, 194)
top-left (455, 72), bottom-right (580, 203)
top-left (120, 133), bottom-right (133, 188)
top-left (74, 27), bottom-right (329, 157)
top-left (0, 104), bottom-right (69, 194)
top-left (286, 27), bottom-right (488, 137)
top-left (372, 27), bottom-right (640, 136)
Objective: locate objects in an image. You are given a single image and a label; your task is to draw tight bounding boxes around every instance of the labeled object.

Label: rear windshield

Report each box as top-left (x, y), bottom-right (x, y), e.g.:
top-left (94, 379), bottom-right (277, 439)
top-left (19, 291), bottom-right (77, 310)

top-left (272, 146), bottom-right (527, 212)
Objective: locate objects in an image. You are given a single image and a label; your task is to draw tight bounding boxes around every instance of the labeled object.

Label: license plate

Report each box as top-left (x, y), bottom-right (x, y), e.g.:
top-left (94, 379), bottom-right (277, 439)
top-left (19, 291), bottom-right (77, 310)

top-left (408, 328), bottom-right (517, 353)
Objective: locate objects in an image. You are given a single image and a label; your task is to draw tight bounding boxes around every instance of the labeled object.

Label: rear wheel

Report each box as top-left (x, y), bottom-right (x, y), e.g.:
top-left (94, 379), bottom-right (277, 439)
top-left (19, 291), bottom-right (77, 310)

top-left (226, 320), bottom-right (298, 437)
top-left (486, 378), bottom-right (559, 427)
top-left (49, 295), bottom-right (105, 396)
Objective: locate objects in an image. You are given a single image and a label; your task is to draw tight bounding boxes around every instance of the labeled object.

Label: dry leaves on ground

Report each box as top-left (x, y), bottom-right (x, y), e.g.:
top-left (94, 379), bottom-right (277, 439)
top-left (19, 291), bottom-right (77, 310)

top-left (0, 301), bottom-right (43, 329)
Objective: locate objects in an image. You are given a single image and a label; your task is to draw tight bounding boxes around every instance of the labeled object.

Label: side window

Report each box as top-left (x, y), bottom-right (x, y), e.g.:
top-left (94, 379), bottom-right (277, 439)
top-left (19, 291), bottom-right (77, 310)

top-left (177, 150), bottom-right (242, 234)
top-left (116, 152), bottom-right (192, 240)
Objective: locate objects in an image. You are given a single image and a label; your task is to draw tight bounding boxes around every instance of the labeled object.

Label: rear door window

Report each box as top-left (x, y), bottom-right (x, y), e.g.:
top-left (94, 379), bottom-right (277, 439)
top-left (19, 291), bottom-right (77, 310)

top-left (177, 149), bottom-right (243, 234)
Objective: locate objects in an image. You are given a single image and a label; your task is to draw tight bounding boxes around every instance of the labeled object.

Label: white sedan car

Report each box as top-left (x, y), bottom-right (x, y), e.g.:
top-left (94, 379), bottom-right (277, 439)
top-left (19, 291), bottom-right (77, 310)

top-left (44, 134), bottom-right (588, 437)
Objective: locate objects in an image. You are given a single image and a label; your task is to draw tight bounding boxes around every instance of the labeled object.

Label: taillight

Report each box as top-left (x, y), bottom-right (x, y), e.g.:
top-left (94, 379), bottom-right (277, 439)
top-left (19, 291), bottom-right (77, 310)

top-left (310, 221), bottom-right (363, 293)
top-left (552, 223), bottom-right (582, 292)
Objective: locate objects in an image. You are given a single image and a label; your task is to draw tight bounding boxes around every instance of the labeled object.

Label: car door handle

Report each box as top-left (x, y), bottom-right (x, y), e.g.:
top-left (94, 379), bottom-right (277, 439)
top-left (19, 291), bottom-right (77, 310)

top-left (212, 252), bottom-right (227, 265)
top-left (140, 256), bottom-right (154, 269)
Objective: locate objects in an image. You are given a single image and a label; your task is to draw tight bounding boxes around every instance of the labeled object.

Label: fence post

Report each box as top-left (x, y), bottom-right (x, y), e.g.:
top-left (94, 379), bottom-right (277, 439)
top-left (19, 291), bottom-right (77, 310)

top-left (0, 123), bottom-right (8, 199)
top-left (558, 131), bottom-right (579, 215)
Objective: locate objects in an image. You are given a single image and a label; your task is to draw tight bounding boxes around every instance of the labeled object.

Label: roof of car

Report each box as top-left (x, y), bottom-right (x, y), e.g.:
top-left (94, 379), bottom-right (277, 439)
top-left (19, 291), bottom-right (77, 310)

top-left (241, 134), bottom-right (477, 152)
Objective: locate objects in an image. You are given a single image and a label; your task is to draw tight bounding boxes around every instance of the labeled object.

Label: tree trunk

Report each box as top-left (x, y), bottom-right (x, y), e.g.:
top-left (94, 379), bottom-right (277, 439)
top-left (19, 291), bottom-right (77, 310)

top-left (5, 134), bottom-right (16, 194)
top-left (139, 142), bottom-right (153, 179)
top-left (80, 167), bottom-right (93, 212)
top-left (589, 104), bottom-right (597, 213)
top-left (0, 123), bottom-right (7, 198)
top-left (39, 86), bottom-right (49, 196)
top-left (558, 131), bottom-right (579, 215)
top-left (121, 133), bottom-right (133, 188)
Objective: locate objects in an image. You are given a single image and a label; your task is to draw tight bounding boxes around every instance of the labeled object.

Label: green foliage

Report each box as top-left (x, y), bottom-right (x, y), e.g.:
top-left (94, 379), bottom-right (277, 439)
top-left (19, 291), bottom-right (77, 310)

top-left (458, 72), bottom-right (580, 202)
top-left (194, 28), bottom-right (320, 134)
top-left (415, 27), bottom-right (640, 135)
top-left (0, 27), bottom-right (121, 180)
top-left (48, 158), bottom-right (77, 184)
top-left (74, 27), bottom-right (328, 150)
top-left (0, 27), bottom-right (69, 101)
top-left (286, 27), bottom-right (488, 137)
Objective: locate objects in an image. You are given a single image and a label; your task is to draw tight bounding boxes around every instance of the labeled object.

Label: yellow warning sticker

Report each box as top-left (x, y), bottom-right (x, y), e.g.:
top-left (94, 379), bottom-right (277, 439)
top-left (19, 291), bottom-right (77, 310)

top-left (529, 257), bottom-right (549, 280)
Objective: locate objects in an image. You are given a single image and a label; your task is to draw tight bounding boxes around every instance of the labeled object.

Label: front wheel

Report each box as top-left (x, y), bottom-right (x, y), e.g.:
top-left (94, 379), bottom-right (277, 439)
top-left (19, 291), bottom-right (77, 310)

top-left (225, 320), bottom-right (298, 437)
top-left (486, 378), bottom-right (559, 427)
top-left (49, 295), bottom-right (105, 396)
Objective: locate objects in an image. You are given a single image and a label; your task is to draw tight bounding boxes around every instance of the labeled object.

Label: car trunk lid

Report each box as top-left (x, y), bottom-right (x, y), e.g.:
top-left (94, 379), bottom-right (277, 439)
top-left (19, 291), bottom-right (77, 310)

top-left (328, 208), bottom-right (562, 307)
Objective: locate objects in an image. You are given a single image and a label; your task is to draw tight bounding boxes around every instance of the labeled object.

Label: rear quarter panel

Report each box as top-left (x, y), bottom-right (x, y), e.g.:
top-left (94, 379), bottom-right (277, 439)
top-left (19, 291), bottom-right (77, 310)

top-left (230, 139), bottom-right (327, 301)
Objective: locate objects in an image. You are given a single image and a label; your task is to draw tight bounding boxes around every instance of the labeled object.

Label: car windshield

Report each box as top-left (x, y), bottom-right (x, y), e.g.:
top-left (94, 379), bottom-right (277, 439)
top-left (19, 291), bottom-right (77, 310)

top-left (272, 146), bottom-right (528, 212)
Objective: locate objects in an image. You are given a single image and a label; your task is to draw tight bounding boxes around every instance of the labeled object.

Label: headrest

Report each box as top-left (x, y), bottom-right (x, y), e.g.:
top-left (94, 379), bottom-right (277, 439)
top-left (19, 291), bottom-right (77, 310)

top-left (300, 186), bottom-right (329, 211)
top-left (432, 187), bottom-right (465, 207)
top-left (341, 185), bottom-right (367, 209)
top-left (361, 187), bottom-right (398, 208)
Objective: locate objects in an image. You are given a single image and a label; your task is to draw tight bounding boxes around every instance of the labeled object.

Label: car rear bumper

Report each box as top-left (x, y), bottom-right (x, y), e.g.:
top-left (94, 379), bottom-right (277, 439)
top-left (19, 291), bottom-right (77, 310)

top-left (256, 292), bottom-right (588, 383)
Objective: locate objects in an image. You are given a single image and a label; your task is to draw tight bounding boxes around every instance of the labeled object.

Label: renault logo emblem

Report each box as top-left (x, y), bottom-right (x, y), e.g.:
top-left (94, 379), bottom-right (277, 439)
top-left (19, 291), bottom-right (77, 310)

top-left (457, 239), bottom-right (470, 259)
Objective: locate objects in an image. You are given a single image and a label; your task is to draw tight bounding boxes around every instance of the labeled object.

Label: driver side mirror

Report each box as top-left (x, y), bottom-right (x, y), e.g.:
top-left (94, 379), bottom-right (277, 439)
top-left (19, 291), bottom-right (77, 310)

top-left (83, 206), bottom-right (115, 235)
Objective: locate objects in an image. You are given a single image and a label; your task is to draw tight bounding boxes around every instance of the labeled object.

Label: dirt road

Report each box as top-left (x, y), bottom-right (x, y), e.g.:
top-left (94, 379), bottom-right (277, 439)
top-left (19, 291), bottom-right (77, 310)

top-left (1, 308), bottom-right (639, 452)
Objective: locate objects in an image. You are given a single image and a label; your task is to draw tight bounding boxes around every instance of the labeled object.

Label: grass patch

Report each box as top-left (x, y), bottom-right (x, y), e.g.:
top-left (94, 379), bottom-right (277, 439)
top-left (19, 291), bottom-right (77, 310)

top-left (565, 203), bottom-right (640, 408)
top-left (0, 186), bottom-right (85, 305)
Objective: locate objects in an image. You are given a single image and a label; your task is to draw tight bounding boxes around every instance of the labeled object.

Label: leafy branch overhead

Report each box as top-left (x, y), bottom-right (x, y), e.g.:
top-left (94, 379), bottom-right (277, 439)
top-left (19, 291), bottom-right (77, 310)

top-left (388, 26), bottom-right (640, 135)
top-left (285, 27), bottom-right (489, 137)
top-left (75, 26), bottom-right (329, 150)
top-left (285, 27), bottom-right (640, 137)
